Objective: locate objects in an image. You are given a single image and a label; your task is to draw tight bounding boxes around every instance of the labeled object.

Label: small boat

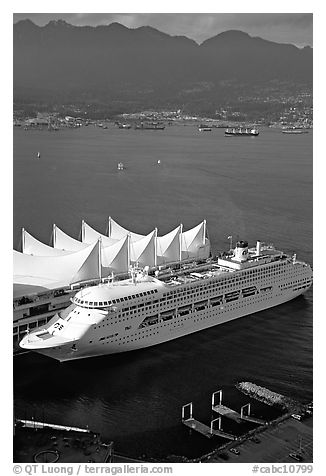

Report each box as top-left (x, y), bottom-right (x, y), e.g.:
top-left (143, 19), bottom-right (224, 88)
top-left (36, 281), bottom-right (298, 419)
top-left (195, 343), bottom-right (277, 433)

top-left (157, 160), bottom-right (161, 165)
top-left (198, 124), bottom-right (212, 132)
top-left (118, 123), bottom-right (132, 129)
top-left (225, 127), bottom-right (259, 137)
top-left (36, 152), bottom-right (41, 159)
top-left (117, 162), bottom-right (124, 171)
top-left (282, 127), bottom-right (309, 134)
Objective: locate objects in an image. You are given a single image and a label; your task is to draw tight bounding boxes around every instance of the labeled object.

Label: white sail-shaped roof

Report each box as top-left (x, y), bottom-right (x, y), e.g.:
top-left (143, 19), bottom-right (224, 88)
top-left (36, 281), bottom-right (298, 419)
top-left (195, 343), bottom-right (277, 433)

top-left (53, 224), bottom-right (88, 251)
top-left (181, 221), bottom-right (208, 259)
top-left (108, 217), bottom-right (145, 242)
top-left (101, 236), bottom-right (130, 275)
top-left (82, 221), bottom-right (119, 247)
top-left (13, 241), bottom-right (101, 289)
top-left (22, 229), bottom-right (71, 256)
top-left (156, 225), bottom-right (182, 265)
top-left (129, 230), bottom-right (156, 267)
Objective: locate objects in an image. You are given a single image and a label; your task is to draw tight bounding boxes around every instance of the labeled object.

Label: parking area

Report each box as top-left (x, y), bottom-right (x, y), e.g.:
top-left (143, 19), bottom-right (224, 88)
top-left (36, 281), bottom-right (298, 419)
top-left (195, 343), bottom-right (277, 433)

top-left (208, 416), bottom-right (312, 463)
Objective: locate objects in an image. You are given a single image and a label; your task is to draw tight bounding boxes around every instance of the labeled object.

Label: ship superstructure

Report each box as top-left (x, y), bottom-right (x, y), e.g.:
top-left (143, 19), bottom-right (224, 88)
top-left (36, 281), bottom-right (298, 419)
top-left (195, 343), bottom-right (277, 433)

top-left (20, 240), bottom-right (312, 362)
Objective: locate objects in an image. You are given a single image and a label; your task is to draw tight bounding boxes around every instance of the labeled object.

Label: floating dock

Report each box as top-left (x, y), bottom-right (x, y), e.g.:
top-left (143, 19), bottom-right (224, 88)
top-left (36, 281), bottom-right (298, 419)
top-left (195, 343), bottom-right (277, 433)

top-left (212, 390), bottom-right (242, 422)
top-left (17, 419), bottom-right (90, 433)
top-left (239, 403), bottom-right (267, 425)
top-left (181, 403), bottom-right (236, 440)
top-left (212, 391), bottom-right (267, 425)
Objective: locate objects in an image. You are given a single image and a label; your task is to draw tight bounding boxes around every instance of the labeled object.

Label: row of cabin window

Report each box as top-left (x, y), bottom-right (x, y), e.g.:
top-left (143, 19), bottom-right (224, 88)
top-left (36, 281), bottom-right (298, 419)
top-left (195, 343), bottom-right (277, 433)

top-left (74, 288), bottom-right (158, 306)
top-left (118, 279), bottom-right (263, 312)
top-left (100, 266), bottom-right (295, 314)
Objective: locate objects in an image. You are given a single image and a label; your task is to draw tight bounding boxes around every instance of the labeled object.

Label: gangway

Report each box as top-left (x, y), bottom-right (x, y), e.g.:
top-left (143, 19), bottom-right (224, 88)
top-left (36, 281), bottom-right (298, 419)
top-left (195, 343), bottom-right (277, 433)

top-left (211, 390), bottom-right (242, 423)
top-left (181, 402), bottom-right (236, 440)
top-left (240, 403), bottom-right (267, 425)
top-left (182, 402), bottom-right (214, 438)
top-left (211, 391), bottom-right (267, 425)
top-left (210, 416), bottom-right (236, 440)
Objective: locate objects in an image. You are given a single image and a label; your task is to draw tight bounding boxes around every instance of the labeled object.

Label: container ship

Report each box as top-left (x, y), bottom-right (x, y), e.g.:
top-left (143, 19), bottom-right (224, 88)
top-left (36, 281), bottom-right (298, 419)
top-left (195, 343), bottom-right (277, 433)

top-left (20, 239), bottom-right (312, 362)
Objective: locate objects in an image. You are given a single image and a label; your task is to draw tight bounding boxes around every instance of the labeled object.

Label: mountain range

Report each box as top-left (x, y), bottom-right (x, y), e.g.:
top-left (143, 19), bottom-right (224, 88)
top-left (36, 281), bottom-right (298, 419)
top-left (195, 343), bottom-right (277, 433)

top-left (13, 20), bottom-right (312, 113)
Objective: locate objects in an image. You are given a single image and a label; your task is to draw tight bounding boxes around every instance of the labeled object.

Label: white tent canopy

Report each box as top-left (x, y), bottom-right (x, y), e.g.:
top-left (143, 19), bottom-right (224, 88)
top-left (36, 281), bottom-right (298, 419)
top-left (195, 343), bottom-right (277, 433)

top-left (53, 224), bottom-right (89, 251)
top-left (22, 229), bottom-right (72, 256)
top-left (101, 235), bottom-right (130, 275)
top-left (14, 241), bottom-right (101, 289)
top-left (181, 220), bottom-right (209, 260)
top-left (14, 219), bottom-right (210, 290)
top-left (129, 230), bottom-right (157, 267)
top-left (82, 221), bottom-right (119, 247)
top-left (108, 217), bottom-right (145, 242)
top-left (156, 225), bottom-right (182, 265)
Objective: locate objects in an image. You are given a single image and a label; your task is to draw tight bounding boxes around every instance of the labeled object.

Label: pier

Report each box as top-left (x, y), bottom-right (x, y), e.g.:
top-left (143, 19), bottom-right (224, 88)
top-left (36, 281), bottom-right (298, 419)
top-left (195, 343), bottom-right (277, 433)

top-left (211, 390), bottom-right (242, 422)
top-left (212, 390), bottom-right (267, 425)
top-left (181, 403), bottom-right (236, 440)
top-left (17, 419), bottom-right (91, 433)
top-left (240, 403), bottom-right (267, 425)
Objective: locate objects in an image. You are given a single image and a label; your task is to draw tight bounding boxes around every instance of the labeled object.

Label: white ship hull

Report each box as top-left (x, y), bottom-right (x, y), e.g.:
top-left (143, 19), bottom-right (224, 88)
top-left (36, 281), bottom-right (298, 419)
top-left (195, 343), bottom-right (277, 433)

top-left (33, 285), bottom-right (310, 362)
top-left (20, 239), bottom-right (312, 362)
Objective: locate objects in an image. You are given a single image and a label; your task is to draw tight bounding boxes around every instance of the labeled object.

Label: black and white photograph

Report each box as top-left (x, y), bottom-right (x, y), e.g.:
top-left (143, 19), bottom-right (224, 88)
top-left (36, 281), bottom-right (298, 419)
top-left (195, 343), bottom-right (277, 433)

top-left (11, 4), bottom-right (316, 472)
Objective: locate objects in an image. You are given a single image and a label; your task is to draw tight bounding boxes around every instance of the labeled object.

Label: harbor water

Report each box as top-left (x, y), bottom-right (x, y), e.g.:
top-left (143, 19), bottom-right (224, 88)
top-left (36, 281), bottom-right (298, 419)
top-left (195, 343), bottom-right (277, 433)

top-left (13, 124), bottom-right (312, 460)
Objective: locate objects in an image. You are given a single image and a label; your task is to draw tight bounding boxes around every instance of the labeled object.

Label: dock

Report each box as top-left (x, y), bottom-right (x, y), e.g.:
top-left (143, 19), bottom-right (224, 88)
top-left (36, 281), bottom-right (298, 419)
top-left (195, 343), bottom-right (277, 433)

top-left (212, 390), bottom-right (242, 422)
top-left (181, 403), bottom-right (236, 440)
top-left (212, 404), bottom-right (243, 422)
top-left (182, 416), bottom-right (214, 439)
top-left (212, 391), bottom-right (267, 425)
top-left (240, 404), bottom-right (267, 425)
top-left (17, 419), bottom-right (91, 433)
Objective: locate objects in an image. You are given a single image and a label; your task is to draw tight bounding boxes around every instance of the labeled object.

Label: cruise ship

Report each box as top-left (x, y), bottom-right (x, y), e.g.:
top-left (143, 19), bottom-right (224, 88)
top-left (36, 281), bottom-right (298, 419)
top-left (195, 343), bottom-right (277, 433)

top-left (20, 240), bottom-right (312, 362)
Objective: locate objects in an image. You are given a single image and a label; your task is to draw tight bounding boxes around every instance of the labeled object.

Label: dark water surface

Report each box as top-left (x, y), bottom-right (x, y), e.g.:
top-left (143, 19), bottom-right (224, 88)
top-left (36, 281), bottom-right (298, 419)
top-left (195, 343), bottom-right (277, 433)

top-left (13, 125), bottom-right (312, 460)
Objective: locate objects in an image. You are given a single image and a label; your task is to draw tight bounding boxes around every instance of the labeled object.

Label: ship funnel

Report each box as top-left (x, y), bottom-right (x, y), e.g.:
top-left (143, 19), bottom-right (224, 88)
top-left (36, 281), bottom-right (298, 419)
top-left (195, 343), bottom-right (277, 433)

top-left (256, 240), bottom-right (261, 256)
top-left (233, 240), bottom-right (249, 262)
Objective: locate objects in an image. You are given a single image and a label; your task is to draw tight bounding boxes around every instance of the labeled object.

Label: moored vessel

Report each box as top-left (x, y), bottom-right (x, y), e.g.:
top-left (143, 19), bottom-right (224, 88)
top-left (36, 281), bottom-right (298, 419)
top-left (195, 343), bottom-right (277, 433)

top-left (135, 122), bottom-right (165, 130)
top-left (225, 127), bottom-right (259, 137)
top-left (20, 238), bottom-right (312, 362)
top-left (117, 123), bottom-right (131, 129)
top-left (198, 124), bottom-right (212, 132)
top-left (281, 127), bottom-right (309, 134)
